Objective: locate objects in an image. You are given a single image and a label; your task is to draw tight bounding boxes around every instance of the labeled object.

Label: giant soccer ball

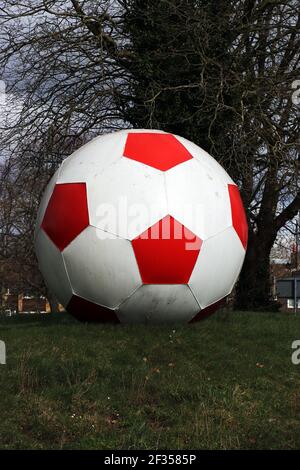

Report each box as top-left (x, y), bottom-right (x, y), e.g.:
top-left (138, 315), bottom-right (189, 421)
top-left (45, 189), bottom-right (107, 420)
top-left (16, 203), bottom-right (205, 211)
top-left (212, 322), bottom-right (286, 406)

top-left (35, 130), bottom-right (248, 323)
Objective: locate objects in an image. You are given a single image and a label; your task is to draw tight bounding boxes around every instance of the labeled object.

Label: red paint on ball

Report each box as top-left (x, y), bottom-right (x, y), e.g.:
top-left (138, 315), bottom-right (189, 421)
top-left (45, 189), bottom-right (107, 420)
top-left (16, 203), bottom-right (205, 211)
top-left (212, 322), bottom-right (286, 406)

top-left (123, 133), bottom-right (193, 171)
top-left (41, 183), bottom-right (89, 251)
top-left (190, 297), bottom-right (227, 323)
top-left (132, 215), bottom-right (202, 284)
top-left (228, 184), bottom-right (248, 249)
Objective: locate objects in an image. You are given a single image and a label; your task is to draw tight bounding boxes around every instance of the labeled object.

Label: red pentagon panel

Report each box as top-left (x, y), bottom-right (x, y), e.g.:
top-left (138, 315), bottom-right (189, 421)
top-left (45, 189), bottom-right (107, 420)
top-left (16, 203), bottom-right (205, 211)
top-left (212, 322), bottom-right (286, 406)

top-left (123, 133), bottom-right (193, 171)
top-left (132, 215), bottom-right (202, 284)
top-left (228, 184), bottom-right (248, 249)
top-left (189, 297), bottom-right (227, 323)
top-left (41, 183), bottom-right (89, 251)
top-left (66, 295), bottom-right (120, 323)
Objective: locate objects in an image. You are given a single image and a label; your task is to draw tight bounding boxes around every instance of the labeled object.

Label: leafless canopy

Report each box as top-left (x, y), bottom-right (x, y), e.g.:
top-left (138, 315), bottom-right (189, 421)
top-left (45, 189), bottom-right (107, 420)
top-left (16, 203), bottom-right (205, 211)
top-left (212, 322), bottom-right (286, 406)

top-left (0, 0), bottom-right (299, 307)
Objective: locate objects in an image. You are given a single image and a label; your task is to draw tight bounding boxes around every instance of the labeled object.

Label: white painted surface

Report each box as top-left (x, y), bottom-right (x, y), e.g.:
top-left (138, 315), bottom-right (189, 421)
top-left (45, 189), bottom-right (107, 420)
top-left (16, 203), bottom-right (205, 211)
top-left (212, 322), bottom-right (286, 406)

top-left (88, 157), bottom-right (168, 239)
top-left (58, 131), bottom-right (127, 183)
top-left (63, 225), bottom-right (142, 308)
top-left (174, 134), bottom-right (235, 186)
top-left (189, 227), bottom-right (245, 308)
top-left (35, 229), bottom-right (73, 307)
top-left (117, 284), bottom-right (199, 323)
top-left (165, 158), bottom-right (232, 240)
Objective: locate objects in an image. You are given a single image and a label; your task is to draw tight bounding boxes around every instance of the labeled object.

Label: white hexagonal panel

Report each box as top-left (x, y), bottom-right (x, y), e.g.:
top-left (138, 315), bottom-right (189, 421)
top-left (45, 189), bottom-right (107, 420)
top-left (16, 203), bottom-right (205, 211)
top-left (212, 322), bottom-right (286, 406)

top-left (57, 131), bottom-right (127, 184)
top-left (88, 157), bottom-right (168, 239)
top-left (174, 135), bottom-right (235, 186)
top-left (165, 158), bottom-right (232, 240)
top-left (62, 225), bottom-right (142, 309)
top-left (34, 168), bottom-right (60, 240)
top-left (189, 226), bottom-right (245, 308)
top-left (117, 284), bottom-right (200, 323)
top-left (35, 229), bottom-right (73, 307)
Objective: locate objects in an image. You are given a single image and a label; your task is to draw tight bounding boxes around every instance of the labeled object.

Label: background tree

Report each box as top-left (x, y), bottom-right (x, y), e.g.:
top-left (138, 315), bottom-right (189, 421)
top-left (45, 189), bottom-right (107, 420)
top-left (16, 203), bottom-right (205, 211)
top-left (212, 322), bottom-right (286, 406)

top-left (0, 0), bottom-right (127, 308)
top-left (0, 0), bottom-right (299, 311)
top-left (0, 162), bottom-right (47, 307)
top-left (118, 0), bottom-right (300, 310)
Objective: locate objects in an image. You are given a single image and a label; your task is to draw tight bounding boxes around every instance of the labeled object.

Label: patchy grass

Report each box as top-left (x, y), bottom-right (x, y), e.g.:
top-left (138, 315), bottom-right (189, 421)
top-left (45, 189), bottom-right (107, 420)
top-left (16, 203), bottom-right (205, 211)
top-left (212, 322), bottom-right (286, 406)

top-left (0, 310), bottom-right (300, 449)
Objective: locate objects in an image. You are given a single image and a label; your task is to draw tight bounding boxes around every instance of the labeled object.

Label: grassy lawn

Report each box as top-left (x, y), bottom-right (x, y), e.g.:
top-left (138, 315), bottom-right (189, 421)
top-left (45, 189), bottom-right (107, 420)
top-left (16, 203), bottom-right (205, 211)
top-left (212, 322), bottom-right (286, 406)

top-left (0, 310), bottom-right (300, 449)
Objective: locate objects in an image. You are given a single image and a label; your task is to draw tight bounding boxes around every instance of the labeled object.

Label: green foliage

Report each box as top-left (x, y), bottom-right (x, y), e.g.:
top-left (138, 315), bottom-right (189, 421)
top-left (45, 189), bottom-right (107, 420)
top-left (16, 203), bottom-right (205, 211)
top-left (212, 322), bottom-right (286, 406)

top-left (0, 311), bottom-right (300, 449)
top-left (120, 0), bottom-right (300, 313)
top-left (121, 0), bottom-right (239, 161)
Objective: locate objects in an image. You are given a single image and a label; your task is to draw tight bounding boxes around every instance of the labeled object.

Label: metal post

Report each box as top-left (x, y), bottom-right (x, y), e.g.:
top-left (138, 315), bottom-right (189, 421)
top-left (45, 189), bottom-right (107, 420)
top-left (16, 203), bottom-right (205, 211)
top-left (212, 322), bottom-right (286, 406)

top-left (294, 277), bottom-right (297, 315)
top-left (296, 214), bottom-right (299, 271)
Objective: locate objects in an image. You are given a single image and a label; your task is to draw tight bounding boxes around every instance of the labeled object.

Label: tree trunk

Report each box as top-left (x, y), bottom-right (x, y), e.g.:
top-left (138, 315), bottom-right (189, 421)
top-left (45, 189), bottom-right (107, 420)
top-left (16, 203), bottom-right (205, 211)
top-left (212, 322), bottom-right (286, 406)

top-left (234, 229), bottom-right (278, 311)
